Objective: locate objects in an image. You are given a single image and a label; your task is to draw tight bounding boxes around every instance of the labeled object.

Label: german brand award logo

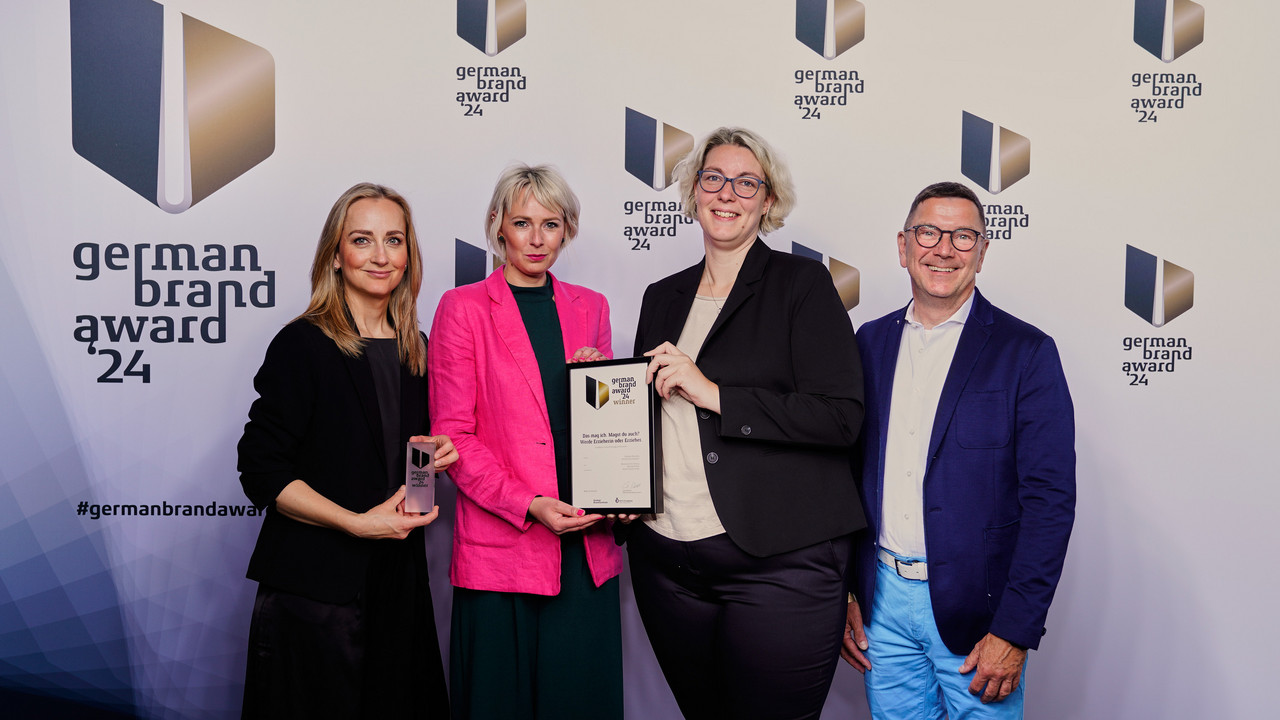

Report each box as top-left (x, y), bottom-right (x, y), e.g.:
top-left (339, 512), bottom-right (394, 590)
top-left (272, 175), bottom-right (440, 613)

top-left (454, 1), bottom-right (529, 115)
top-left (621, 109), bottom-right (696, 251)
top-left (585, 376), bottom-right (610, 409)
top-left (960, 112), bottom-right (1030, 195)
top-left (1121, 245), bottom-right (1194, 386)
top-left (791, 1), bottom-right (866, 119)
top-left (1129, 0), bottom-right (1204, 122)
top-left (70, 0), bottom-right (275, 213)
top-left (796, 0), bottom-right (865, 59)
top-left (458, 0), bottom-right (527, 56)
top-left (411, 447), bottom-right (433, 469)
top-left (624, 109), bottom-right (695, 192)
top-left (792, 242), bottom-right (860, 312)
top-left (1124, 245), bottom-right (1194, 327)
top-left (1134, 0), bottom-right (1204, 63)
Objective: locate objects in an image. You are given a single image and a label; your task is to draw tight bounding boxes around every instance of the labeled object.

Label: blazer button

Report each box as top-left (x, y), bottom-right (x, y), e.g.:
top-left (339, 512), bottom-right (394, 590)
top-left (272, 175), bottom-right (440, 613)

top-left (740, 425), bottom-right (751, 436)
top-left (706, 452), bottom-right (719, 464)
top-left (698, 409), bottom-right (711, 420)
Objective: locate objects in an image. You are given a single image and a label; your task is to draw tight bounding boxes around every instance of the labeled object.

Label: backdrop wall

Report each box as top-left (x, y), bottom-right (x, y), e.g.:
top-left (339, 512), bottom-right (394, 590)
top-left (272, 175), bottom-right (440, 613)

top-left (3, 1), bottom-right (1276, 718)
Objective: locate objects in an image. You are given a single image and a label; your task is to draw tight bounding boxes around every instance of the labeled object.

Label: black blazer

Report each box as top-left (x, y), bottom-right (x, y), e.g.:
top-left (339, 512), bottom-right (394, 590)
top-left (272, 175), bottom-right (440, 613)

top-left (238, 320), bottom-right (429, 604)
top-left (633, 239), bottom-right (866, 556)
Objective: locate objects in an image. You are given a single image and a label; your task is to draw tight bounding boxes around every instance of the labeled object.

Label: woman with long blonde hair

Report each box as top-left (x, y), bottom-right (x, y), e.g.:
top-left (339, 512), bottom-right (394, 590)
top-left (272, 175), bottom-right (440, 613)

top-left (238, 183), bottom-right (454, 718)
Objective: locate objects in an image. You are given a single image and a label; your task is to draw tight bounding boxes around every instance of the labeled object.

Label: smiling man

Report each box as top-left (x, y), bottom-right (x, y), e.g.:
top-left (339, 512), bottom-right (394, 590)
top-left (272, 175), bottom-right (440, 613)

top-left (841, 182), bottom-right (1076, 719)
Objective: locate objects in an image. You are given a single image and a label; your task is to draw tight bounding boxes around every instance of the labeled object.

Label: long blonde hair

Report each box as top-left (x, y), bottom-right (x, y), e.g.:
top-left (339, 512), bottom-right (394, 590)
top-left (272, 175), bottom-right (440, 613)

top-left (298, 183), bottom-right (426, 375)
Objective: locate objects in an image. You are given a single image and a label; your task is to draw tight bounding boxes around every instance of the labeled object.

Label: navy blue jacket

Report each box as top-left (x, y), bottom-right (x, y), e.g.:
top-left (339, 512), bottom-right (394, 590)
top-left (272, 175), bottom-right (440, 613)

top-left (852, 288), bottom-right (1075, 653)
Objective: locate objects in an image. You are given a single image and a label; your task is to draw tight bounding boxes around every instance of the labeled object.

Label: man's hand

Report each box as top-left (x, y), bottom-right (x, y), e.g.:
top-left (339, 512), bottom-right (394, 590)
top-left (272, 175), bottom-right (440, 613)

top-left (959, 633), bottom-right (1026, 703)
top-left (840, 596), bottom-right (872, 673)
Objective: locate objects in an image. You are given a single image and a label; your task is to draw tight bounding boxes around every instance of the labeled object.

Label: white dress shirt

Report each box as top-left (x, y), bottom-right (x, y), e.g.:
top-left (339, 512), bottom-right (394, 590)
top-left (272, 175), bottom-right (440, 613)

top-left (878, 294), bottom-right (974, 558)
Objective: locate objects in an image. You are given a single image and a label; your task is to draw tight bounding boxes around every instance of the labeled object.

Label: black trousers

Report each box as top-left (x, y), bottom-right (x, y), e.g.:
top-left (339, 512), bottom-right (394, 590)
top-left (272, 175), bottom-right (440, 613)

top-left (628, 525), bottom-right (851, 720)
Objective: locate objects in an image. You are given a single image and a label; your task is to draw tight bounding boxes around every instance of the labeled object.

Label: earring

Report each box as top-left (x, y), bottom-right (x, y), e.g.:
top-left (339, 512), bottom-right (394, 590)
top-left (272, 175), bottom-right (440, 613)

top-left (497, 234), bottom-right (506, 244)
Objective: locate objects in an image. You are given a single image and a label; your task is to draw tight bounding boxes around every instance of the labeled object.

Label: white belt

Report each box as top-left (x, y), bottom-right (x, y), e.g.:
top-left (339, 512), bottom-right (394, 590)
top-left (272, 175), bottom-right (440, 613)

top-left (878, 549), bottom-right (928, 581)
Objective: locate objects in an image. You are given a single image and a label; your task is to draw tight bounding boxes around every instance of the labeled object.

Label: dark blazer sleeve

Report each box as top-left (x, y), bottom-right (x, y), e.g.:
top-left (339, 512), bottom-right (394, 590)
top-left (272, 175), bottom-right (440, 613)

top-left (635, 242), bottom-right (866, 556)
top-left (716, 258), bottom-right (863, 448)
top-left (984, 333), bottom-right (1075, 650)
top-left (238, 321), bottom-right (318, 509)
top-left (236, 320), bottom-right (429, 603)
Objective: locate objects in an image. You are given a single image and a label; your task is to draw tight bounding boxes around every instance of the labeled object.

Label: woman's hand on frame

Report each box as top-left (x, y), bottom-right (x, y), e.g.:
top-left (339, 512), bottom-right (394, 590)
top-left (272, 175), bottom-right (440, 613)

top-left (643, 342), bottom-right (720, 414)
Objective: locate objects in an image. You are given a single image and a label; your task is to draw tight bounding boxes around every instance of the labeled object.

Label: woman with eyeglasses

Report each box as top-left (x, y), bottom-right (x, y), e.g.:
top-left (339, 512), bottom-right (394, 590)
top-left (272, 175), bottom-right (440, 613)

top-left (629, 127), bottom-right (866, 719)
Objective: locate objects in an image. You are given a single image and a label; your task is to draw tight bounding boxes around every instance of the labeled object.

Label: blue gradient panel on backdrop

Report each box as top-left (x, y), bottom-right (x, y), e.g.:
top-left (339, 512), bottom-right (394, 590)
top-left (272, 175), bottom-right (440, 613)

top-left (960, 111), bottom-right (994, 192)
top-left (70, 0), bottom-right (162, 205)
top-left (0, 254), bottom-right (137, 716)
top-left (624, 108), bottom-right (660, 189)
top-left (791, 241), bottom-right (823, 264)
top-left (456, 0), bottom-right (487, 54)
top-left (1133, 0), bottom-right (1167, 58)
top-left (795, 0), bottom-right (827, 57)
top-left (1124, 245), bottom-right (1159, 324)
top-left (455, 238), bottom-right (488, 287)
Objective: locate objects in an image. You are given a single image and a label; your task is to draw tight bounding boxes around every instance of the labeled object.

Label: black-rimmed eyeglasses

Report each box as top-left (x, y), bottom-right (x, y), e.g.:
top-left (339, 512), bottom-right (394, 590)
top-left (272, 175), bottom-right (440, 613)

top-left (906, 224), bottom-right (984, 252)
top-left (697, 171), bottom-right (768, 199)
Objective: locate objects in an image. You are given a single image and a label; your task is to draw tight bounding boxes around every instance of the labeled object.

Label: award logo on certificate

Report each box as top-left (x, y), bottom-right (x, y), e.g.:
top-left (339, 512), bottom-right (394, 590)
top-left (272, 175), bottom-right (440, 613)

top-left (567, 358), bottom-right (662, 513)
top-left (404, 441), bottom-right (436, 515)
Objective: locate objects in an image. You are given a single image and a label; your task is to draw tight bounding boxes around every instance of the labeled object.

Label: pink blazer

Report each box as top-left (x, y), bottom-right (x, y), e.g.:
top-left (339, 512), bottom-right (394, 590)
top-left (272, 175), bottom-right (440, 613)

top-left (428, 269), bottom-right (622, 594)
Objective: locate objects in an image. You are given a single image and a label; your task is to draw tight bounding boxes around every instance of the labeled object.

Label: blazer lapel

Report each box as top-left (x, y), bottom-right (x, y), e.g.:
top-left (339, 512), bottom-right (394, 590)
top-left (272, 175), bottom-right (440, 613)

top-left (926, 289), bottom-right (994, 468)
top-left (703, 238), bottom-right (768, 352)
top-left (872, 305), bottom-right (908, 526)
top-left (877, 306), bottom-right (908, 454)
top-left (655, 263), bottom-right (701, 350)
top-left (552, 275), bottom-right (588, 356)
top-left (486, 269), bottom-right (550, 425)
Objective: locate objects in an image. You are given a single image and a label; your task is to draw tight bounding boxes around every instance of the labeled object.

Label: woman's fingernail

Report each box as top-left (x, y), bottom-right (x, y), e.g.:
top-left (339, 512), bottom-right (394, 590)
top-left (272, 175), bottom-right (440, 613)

top-left (577, 509), bottom-right (585, 516)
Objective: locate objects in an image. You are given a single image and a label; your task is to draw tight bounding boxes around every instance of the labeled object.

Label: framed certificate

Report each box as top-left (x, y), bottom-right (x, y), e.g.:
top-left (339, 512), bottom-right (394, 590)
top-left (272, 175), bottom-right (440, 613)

top-left (566, 357), bottom-right (662, 514)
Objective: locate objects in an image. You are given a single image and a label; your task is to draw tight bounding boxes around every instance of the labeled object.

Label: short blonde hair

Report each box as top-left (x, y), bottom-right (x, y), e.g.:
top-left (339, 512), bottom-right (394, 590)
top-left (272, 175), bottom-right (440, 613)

top-left (674, 127), bottom-right (796, 235)
top-left (484, 164), bottom-right (581, 261)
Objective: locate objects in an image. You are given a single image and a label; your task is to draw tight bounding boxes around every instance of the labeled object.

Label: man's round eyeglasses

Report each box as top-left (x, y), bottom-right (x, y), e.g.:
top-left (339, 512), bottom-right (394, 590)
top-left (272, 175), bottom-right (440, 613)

top-left (906, 225), bottom-right (984, 252)
top-left (697, 171), bottom-right (768, 199)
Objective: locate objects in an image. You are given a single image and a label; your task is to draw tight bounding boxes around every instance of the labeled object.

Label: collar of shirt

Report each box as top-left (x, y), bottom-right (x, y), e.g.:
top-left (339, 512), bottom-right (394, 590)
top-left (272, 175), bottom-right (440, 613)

top-left (904, 292), bottom-right (976, 331)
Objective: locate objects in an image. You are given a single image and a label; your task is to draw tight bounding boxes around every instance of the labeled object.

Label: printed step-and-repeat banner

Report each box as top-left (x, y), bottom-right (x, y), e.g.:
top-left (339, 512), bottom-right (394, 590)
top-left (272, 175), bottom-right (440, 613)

top-left (2, 1), bottom-right (1276, 717)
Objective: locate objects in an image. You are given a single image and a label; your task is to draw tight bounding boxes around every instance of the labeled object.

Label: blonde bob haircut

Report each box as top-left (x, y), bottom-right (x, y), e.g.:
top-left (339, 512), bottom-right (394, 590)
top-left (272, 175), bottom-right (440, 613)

top-left (298, 182), bottom-right (427, 375)
top-left (484, 164), bottom-right (581, 262)
top-left (674, 126), bottom-right (796, 236)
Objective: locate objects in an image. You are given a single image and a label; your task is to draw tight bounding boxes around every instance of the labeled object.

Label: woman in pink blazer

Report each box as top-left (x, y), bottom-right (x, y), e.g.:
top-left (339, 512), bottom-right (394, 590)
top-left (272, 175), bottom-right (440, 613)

top-left (428, 165), bottom-right (623, 719)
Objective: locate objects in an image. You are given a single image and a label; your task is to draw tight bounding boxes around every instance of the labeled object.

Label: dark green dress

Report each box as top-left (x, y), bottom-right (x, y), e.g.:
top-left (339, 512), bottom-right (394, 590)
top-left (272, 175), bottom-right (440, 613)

top-left (449, 279), bottom-right (623, 720)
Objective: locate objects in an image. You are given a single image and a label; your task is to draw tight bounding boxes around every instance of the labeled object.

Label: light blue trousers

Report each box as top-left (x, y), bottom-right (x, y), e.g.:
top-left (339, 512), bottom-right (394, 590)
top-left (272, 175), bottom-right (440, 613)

top-left (863, 552), bottom-right (1026, 719)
